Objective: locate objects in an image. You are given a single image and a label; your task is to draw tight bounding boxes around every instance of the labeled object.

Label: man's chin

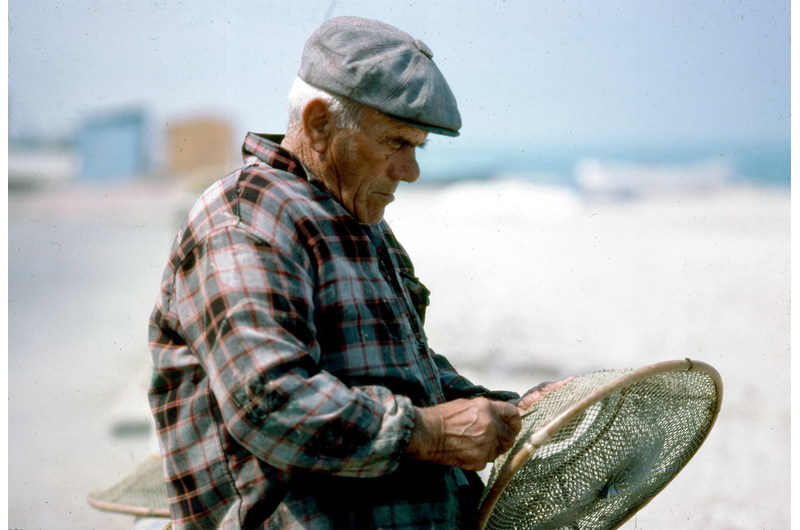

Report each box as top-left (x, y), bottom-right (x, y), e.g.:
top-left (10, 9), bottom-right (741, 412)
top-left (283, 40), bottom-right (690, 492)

top-left (357, 207), bottom-right (388, 225)
top-left (356, 196), bottom-right (395, 224)
top-left (360, 213), bottom-right (386, 225)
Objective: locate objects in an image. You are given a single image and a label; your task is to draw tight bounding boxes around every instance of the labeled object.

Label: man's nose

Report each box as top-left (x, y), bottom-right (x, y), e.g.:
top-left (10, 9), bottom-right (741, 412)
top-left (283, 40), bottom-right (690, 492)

top-left (389, 150), bottom-right (421, 183)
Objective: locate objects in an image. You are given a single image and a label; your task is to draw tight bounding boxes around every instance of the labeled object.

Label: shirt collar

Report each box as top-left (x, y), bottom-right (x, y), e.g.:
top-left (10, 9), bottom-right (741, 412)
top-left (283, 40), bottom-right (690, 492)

top-left (242, 132), bottom-right (310, 180)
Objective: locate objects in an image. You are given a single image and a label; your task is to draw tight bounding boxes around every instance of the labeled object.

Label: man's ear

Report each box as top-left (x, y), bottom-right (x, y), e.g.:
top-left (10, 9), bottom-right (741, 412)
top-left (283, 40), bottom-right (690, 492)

top-left (302, 98), bottom-right (335, 153)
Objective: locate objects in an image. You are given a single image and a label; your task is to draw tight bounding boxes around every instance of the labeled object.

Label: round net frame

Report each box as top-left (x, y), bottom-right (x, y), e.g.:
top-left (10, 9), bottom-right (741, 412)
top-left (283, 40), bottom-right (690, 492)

top-left (477, 358), bottom-right (723, 530)
top-left (87, 454), bottom-right (170, 517)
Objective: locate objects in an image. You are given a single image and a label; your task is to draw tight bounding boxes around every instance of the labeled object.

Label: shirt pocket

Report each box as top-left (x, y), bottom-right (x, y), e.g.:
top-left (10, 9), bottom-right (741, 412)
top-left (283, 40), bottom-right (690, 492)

top-left (398, 271), bottom-right (431, 325)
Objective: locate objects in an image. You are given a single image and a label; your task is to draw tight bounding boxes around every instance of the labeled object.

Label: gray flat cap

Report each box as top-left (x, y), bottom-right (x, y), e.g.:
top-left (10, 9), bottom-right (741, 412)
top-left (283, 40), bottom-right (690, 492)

top-left (299, 16), bottom-right (461, 137)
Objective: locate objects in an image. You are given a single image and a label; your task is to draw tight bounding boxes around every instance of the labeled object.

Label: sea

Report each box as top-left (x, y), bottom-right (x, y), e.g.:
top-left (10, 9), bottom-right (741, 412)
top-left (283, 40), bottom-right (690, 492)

top-left (415, 141), bottom-right (790, 191)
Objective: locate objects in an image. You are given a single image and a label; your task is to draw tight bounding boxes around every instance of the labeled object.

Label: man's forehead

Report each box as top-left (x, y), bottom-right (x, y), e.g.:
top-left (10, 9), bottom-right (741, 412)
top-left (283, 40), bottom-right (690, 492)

top-left (370, 110), bottom-right (429, 144)
top-left (389, 125), bottom-right (429, 145)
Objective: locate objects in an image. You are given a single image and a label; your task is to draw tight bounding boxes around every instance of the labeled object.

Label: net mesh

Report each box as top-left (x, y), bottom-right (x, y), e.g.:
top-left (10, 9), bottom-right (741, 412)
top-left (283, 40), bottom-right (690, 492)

top-left (481, 367), bottom-right (720, 530)
top-left (87, 454), bottom-right (170, 517)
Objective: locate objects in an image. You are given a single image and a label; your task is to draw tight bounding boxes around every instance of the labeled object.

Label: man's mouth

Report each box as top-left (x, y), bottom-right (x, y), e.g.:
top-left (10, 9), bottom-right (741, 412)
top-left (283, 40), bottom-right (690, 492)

top-left (375, 188), bottom-right (397, 201)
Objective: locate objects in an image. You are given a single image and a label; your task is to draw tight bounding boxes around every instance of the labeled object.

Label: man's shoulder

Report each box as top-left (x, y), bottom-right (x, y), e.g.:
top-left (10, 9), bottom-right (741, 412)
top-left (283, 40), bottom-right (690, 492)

top-left (236, 162), bottom-right (339, 226)
top-left (231, 163), bottom-right (378, 260)
top-left (163, 166), bottom-right (322, 270)
top-left (238, 161), bottom-right (324, 209)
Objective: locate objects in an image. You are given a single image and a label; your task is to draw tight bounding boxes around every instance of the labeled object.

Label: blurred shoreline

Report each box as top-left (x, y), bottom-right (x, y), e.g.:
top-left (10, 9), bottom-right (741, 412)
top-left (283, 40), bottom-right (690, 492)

top-left (9, 136), bottom-right (791, 193)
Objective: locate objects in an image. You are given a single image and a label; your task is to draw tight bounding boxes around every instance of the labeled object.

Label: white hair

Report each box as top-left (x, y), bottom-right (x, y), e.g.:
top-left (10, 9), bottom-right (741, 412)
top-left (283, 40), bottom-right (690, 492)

top-left (287, 77), bottom-right (370, 132)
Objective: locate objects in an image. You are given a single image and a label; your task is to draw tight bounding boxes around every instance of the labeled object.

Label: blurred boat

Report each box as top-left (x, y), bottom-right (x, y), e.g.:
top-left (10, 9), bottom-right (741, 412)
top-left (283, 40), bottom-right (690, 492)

top-left (575, 157), bottom-right (733, 197)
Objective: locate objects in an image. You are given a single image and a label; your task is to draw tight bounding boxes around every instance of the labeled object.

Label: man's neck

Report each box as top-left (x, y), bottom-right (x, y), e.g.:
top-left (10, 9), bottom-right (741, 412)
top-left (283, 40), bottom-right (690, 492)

top-left (282, 129), bottom-right (340, 198)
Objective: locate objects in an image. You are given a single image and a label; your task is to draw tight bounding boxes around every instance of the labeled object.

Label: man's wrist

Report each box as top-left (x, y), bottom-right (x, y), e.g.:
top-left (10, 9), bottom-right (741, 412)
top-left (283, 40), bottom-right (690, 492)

top-left (404, 405), bottom-right (442, 461)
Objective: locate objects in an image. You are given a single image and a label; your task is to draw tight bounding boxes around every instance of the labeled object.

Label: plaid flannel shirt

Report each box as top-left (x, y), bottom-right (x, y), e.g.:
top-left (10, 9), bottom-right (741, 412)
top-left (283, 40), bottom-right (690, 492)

top-left (148, 133), bottom-right (518, 529)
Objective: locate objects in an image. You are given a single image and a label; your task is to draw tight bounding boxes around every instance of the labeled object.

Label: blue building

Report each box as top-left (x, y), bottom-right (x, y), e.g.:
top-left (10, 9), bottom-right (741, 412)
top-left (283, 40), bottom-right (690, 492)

top-left (76, 108), bottom-right (147, 180)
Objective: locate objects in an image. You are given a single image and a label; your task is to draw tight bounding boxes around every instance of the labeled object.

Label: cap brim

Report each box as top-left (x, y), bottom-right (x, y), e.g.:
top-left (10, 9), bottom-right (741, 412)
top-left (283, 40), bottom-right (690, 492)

top-left (387, 114), bottom-right (461, 137)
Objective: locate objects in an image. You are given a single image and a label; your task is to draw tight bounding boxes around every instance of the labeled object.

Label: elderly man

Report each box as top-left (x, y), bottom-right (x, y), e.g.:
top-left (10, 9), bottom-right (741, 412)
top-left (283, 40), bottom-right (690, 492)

top-left (149, 16), bottom-right (560, 530)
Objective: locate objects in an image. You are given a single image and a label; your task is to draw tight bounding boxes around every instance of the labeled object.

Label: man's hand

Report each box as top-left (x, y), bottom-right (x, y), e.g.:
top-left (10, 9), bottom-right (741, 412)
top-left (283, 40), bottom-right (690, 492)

top-left (405, 397), bottom-right (522, 471)
top-left (514, 377), bottom-right (576, 412)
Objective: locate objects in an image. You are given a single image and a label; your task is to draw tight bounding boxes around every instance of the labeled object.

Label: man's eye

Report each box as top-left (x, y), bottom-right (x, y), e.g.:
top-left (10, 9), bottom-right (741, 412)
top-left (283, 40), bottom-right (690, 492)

top-left (384, 137), bottom-right (425, 150)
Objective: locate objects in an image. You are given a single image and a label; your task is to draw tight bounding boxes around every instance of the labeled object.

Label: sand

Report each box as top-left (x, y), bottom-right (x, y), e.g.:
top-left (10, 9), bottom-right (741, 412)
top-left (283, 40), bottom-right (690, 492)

top-left (7, 177), bottom-right (790, 529)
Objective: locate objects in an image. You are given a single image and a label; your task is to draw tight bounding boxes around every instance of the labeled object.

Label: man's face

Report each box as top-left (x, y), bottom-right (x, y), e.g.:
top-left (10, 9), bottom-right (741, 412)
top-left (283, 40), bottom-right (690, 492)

top-left (323, 109), bottom-right (428, 225)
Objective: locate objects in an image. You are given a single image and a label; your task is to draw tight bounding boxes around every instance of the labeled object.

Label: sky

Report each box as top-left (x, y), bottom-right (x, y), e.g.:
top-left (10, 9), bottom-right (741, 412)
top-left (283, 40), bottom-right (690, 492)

top-left (7, 0), bottom-right (791, 157)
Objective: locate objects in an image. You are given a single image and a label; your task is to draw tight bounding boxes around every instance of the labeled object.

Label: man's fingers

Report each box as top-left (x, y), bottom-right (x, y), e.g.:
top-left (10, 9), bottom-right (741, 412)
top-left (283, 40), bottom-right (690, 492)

top-left (487, 401), bottom-right (521, 458)
top-left (496, 400), bottom-right (522, 421)
top-left (407, 397), bottom-right (532, 469)
top-left (501, 404), bottom-right (522, 432)
top-left (518, 376), bottom-right (577, 411)
top-left (497, 422), bottom-right (518, 453)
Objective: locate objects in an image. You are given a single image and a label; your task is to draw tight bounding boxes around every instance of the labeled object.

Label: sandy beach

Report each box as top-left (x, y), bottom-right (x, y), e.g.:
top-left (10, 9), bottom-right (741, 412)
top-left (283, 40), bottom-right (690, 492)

top-left (7, 177), bottom-right (790, 529)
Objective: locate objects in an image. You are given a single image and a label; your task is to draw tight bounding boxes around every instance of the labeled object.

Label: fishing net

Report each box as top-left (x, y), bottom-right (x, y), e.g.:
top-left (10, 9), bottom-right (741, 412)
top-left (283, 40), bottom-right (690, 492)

top-left (478, 359), bottom-right (722, 530)
top-left (87, 454), bottom-right (171, 517)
